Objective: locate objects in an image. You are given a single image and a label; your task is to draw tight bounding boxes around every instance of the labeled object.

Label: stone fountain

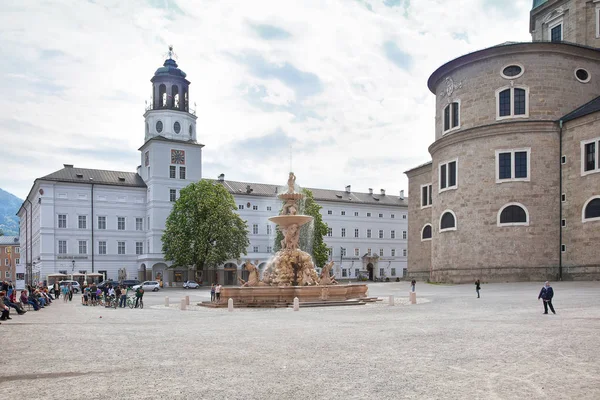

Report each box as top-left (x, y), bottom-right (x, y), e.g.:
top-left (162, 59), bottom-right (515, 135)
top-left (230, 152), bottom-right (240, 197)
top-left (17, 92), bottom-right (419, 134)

top-left (202, 172), bottom-right (369, 308)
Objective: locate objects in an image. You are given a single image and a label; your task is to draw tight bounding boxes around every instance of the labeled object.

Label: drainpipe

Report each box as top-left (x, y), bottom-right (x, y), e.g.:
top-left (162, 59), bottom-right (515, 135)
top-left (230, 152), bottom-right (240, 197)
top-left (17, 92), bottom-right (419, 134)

top-left (26, 198), bottom-right (33, 286)
top-left (559, 120), bottom-right (563, 281)
top-left (90, 179), bottom-right (95, 273)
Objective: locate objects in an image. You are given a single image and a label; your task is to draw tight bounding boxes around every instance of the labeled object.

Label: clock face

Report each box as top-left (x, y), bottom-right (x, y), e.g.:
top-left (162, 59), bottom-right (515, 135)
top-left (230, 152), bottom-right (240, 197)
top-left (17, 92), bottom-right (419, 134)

top-left (156, 120), bottom-right (163, 133)
top-left (171, 149), bottom-right (185, 165)
top-left (144, 151), bottom-right (149, 167)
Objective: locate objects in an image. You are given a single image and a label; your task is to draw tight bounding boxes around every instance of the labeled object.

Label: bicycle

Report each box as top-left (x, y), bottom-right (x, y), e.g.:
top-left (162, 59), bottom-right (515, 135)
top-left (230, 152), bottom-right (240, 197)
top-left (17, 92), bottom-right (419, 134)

top-left (127, 296), bottom-right (143, 309)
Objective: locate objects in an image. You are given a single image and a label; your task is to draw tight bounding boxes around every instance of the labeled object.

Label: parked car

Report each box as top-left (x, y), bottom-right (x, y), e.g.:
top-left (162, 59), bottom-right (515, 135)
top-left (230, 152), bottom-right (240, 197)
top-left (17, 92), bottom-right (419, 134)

top-left (48, 280), bottom-right (81, 294)
top-left (132, 281), bottom-right (160, 292)
top-left (121, 280), bottom-right (141, 289)
top-left (183, 280), bottom-right (200, 289)
top-left (97, 280), bottom-right (119, 290)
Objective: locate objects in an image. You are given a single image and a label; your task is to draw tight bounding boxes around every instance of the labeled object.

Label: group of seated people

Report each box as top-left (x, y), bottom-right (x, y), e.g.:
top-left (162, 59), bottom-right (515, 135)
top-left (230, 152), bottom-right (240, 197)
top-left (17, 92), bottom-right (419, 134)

top-left (0, 283), bottom-right (55, 324)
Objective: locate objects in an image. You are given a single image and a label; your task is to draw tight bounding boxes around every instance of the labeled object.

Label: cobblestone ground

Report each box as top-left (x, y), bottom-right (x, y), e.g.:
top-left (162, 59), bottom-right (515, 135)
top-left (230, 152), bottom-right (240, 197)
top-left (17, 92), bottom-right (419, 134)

top-left (1, 282), bottom-right (599, 400)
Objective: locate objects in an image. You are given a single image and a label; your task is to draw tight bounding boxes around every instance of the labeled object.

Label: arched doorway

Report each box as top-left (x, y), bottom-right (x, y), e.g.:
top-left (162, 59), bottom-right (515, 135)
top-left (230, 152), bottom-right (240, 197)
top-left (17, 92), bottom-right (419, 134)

top-left (138, 264), bottom-right (147, 282)
top-left (367, 263), bottom-right (374, 281)
top-left (224, 263), bottom-right (237, 285)
top-left (152, 263), bottom-right (167, 286)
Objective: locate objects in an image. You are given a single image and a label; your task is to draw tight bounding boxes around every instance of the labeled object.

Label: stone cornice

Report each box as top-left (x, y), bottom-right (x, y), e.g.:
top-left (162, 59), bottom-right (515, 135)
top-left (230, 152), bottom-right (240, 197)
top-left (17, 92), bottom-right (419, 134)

top-left (404, 161), bottom-right (433, 178)
top-left (428, 120), bottom-right (558, 156)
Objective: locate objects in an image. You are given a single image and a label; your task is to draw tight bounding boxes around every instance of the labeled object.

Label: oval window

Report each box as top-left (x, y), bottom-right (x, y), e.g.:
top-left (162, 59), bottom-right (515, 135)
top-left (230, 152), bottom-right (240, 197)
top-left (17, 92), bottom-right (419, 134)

top-left (575, 68), bottom-right (590, 83)
top-left (174, 121), bottom-right (181, 134)
top-left (501, 65), bottom-right (523, 79)
top-left (156, 120), bottom-right (163, 133)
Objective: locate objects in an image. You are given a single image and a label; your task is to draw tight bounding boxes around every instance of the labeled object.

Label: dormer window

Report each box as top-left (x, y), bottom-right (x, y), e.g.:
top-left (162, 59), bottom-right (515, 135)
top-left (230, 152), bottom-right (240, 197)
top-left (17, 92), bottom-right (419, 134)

top-left (443, 102), bottom-right (460, 133)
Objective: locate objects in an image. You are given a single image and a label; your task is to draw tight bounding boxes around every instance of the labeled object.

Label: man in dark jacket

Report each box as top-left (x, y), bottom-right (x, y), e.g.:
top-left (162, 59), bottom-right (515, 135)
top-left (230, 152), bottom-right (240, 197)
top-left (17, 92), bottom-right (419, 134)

top-left (538, 281), bottom-right (556, 314)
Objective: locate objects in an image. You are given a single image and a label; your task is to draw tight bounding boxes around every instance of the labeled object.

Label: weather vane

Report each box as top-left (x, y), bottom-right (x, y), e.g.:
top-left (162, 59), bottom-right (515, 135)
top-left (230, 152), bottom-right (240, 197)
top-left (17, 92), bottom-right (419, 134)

top-left (165, 45), bottom-right (178, 60)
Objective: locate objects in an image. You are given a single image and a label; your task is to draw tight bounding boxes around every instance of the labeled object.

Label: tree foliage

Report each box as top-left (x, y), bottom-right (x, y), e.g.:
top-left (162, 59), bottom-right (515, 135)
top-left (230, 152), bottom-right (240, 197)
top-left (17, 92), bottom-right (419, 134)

top-left (162, 180), bottom-right (249, 272)
top-left (273, 188), bottom-right (329, 268)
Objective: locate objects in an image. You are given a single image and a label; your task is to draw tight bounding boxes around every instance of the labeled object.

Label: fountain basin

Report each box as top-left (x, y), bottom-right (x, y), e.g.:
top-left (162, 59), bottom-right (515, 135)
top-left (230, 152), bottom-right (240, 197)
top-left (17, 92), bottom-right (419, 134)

top-left (268, 215), bottom-right (313, 229)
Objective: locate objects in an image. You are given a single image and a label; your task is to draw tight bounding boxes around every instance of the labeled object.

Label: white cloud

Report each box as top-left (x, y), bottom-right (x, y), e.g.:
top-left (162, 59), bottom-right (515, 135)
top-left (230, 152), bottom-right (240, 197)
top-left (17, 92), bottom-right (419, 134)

top-left (0, 0), bottom-right (532, 199)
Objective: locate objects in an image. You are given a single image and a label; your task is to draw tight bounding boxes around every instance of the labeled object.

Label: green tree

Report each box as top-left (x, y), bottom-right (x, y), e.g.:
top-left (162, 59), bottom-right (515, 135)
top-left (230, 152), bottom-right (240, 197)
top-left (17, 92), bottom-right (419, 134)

top-left (162, 180), bottom-right (249, 276)
top-left (273, 188), bottom-right (329, 267)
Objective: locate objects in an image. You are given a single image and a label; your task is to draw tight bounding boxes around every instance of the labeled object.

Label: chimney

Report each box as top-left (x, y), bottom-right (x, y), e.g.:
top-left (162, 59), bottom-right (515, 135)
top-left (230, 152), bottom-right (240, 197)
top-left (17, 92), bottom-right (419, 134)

top-left (218, 173), bottom-right (225, 182)
top-left (380, 189), bottom-right (386, 196)
top-left (63, 164), bottom-right (73, 168)
top-left (368, 188), bottom-right (373, 195)
top-left (399, 190), bottom-right (405, 200)
top-left (345, 185), bottom-right (351, 193)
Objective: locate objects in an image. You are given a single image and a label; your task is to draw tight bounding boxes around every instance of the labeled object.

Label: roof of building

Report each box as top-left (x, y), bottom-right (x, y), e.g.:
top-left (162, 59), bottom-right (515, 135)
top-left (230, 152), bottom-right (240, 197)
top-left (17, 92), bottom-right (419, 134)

top-left (138, 135), bottom-right (204, 150)
top-left (209, 178), bottom-right (408, 207)
top-left (560, 95), bottom-right (600, 123)
top-left (39, 165), bottom-right (147, 188)
top-left (154, 58), bottom-right (187, 78)
top-left (532, 0), bottom-right (548, 9)
top-left (0, 236), bottom-right (19, 245)
top-left (404, 161), bottom-right (433, 175)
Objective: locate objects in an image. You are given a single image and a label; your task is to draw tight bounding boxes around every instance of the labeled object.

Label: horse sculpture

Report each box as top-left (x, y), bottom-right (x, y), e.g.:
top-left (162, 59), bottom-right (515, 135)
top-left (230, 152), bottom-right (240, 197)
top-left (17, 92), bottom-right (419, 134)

top-left (237, 261), bottom-right (261, 287)
top-left (319, 261), bottom-right (338, 285)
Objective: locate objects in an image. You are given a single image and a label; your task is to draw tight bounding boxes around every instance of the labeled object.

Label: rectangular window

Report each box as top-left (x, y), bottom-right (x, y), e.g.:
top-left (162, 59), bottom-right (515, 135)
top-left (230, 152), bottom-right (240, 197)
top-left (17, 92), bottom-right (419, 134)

top-left (78, 240), bottom-right (87, 255)
top-left (379, 248), bottom-right (384, 256)
top-left (354, 248), bottom-right (360, 257)
top-left (379, 213), bottom-right (383, 218)
top-left (341, 248), bottom-right (347, 257)
top-left (342, 269), bottom-right (347, 278)
top-left (252, 205), bottom-right (258, 211)
top-left (78, 215), bottom-right (87, 229)
top-left (391, 214), bottom-right (395, 219)
top-left (391, 230), bottom-right (396, 239)
top-left (15, 247), bottom-right (19, 254)
top-left (514, 89), bottom-right (526, 115)
top-left (561, 244), bottom-right (566, 252)
top-left (266, 206), bottom-right (272, 211)
top-left (328, 248), bottom-right (333, 257)
top-left (238, 205), bottom-right (244, 210)
top-left (403, 214), bottom-right (407, 220)
top-left (496, 149), bottom-right (530, 182)
top-left (341, 228), bottom-right (346, 238)
top-left (179, 166), bottom-right (186, 179)
top-left (562, 193), bottom-right (566, 202)
top-left (117, 217), bottom-right (125, 231)
top-left (550, 23), bottom-right (562, 42)
top-left (267, 246), bottom-right (272, 253)
top-left (366, 229), bottom-right (372, 238)
top-left (561, 219), bottom-right (566, 227)
top-left (327, 228), bottom-right (332, 237)
top-left (367, 248), bottom-right (371, 255)
top-left (253, 246), bottom-right (259, 253)
top-left (403, 231), bottom-right (407, 240)
top-left (58, 240), bottom-right (67, 254)
top-left (379, 268), bottom-right (384, 277)
top-left (443, 102), bottom-right (460, 132)
top-left (170, 189), bottom-right (177, 202)
top-left (391, 249), bottom-right (396, 257)
top-left (341, 211), bottom-right (346, 216)
top-left (354, 212), bottom-right (359, 217)
top-left (584, 141), bottom-right (597, 172)
top-left (253, 224), bottom-right (259, 235)
top-left (4, 258), bottom-right (8, 266)
top-left (355, 268), bottom-right (360, 277)
top-left (98, 216), bottom-right (106, 230)
top-left (136, 242), bottom-right (143, 255)
top-left (403, 249), bottom-right (407, 257)
top-left (58, 214), bottom-right (67, 229)
top-left (98, 241), bottom-right (106, 255)
top-left (136, 217), bottom-right (143, 231)
top-left (421, 184), bottom-right (433, 207)
top-left (366, 212), bottom-right (371, 217)
top-left (439, 160), bottom-right (457, 191)
top-left (267, 225), bottom-right (272, 235)
top-left (499, 89), bottom-right (511, 117)
top-left (452, 102), bottom-right (459, 128)
top-left (379, 230), bottom-right (384, 239)
top-left (391, 268), bottom-right (396, 276)
top-left (15, 258), bottom-right (19, 264)
top-left (354, 228), bottom-right (359, 238)
top-left (169, 165), bottom-right (176, 179)
top-left (561, 156), bottom-right (566, 164)
top-left (118, 241), bottom-right (125, 255)
top-left (498, 87), bottom-right (528, 119)
top-left (327, 210), bottom-right (332, 215)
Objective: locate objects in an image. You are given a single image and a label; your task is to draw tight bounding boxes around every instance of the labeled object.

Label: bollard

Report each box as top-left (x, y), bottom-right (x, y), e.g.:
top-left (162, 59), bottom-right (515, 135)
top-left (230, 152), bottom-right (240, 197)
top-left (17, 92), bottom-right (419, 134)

top-left (389, 295), bottom-right (394, 306)
top-left (165, 296), bottom-right (169, 307)
top-left (293, 297), bottom-right (299, 311)
top-left (185, 295), bottom-right (190, 305)
top-left (228, 298), bottom-right (234, 312)
top-left (410, 292), bottom-right (417, 305)
top-left (180, 299), bottom-right (186, 310)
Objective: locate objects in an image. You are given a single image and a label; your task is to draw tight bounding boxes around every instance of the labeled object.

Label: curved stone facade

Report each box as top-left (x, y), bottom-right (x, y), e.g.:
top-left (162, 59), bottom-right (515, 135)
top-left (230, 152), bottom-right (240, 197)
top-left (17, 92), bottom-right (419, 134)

top-left (406, 39), bottom-right (600, 282)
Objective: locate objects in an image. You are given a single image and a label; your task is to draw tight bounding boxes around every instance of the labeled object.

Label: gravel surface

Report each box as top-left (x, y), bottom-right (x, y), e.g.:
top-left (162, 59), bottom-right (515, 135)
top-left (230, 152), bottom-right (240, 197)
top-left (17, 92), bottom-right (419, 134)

top-left (1, 282), bottom-right (599, 400)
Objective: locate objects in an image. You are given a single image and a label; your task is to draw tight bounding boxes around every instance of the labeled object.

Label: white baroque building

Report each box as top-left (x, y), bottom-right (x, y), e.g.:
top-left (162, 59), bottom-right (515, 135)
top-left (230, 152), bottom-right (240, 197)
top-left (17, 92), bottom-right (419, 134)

top-left (17, 54), bottom-right (407, 286)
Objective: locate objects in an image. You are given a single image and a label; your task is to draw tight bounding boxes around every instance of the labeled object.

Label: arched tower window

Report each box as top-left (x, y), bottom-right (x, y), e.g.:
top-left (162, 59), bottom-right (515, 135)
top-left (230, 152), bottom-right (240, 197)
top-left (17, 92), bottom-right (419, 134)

top-left (421, 224), bottom-right (432, 241)
top-left (159, 84), bottom-right (167, 108)
top-left (440, 210), bottom-right (457, 232)
top-left (498, 203), bottom-right (529, 226)
top-left (172, 85), bottom-right (179, 109)
top-left (583, 197), bottom-right (600, 222)
top-left (184, 90), bottom-right (189, 111)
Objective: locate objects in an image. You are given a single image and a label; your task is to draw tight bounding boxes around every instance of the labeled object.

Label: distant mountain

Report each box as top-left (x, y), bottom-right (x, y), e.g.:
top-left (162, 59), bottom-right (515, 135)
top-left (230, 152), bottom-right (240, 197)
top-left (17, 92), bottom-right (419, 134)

top-left (0, 188), bottom-right (22, 236)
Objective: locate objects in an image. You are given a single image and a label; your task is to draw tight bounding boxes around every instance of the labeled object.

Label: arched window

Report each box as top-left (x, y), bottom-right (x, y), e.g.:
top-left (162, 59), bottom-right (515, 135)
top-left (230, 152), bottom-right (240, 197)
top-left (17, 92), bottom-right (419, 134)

top-left (496, 86), bottom-right (528, 119)
top-left (440, 211), bottom-right (456, 232)
top-left (184, 90), bottom-right (189, 111)
top-left (583, 197), bottom-right (600, 222)
top-left (159, 84), bottom-right (167, 108)
top-left (172, 85), bottom-right (179, 109)
top-left (421, 224), bottom-right (432, 241)
top-left (498, 203), bottom-right (529, 226)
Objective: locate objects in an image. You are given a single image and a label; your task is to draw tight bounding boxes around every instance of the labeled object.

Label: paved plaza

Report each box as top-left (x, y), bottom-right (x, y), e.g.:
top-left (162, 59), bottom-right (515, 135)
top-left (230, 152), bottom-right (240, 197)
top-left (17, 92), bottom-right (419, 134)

top-left (2, 281), bottom-right (599, 399)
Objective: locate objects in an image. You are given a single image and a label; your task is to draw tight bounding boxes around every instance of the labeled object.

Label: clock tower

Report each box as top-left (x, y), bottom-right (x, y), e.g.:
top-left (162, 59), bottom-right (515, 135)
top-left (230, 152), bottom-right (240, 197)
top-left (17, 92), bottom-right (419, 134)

top-left (138, 47), bottom-right (203, 277)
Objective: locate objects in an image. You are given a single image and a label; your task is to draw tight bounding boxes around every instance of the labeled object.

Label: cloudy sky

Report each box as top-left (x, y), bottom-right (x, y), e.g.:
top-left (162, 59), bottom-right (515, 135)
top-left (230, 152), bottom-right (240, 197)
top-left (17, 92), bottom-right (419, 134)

top-left (0, 0), bottom-right (532, 200)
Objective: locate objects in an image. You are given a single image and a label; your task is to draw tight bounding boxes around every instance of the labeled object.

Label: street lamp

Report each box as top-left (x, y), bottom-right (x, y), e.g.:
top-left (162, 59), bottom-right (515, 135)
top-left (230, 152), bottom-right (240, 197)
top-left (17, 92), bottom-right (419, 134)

top-left (71, 259), bottom-right (75, 272)
top-left (340, 247), bottom-right (344, 281)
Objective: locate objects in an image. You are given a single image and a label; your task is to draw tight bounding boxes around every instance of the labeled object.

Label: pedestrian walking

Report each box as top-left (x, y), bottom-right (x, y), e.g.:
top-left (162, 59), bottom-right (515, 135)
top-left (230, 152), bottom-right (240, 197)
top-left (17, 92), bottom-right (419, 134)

top-left (411, 279), bottom-right (416, 292)
top-left (538, 281), bottom-right (556, 314)
top-left (68, 284), bottom-right (73, 301)
top-left (475, 279), bottom-right (481, 298)
top-left (53, 282), bottom-right (60, 299)
top-left (62, 285), bottom-right (69, 303)
top-left (135, 286), bottom-right (144, 308)
top-left (215, 284), bottom-right (222, 302)
top-left (210, 284), bottom-right (216, 303)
